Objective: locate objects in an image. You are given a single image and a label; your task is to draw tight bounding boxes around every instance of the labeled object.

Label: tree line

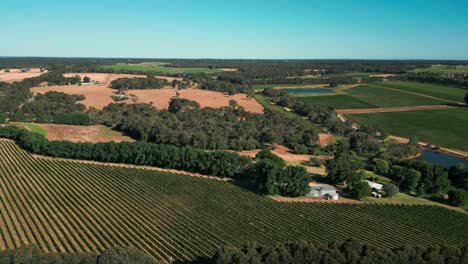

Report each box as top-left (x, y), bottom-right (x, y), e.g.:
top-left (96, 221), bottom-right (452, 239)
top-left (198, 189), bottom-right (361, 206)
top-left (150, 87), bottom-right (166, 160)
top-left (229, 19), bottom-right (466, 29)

top-left (396, 73), bottom-right (468, 89)
top-left (0, 245), bottom-right (159, 264)
top-left (211, 239), bottom-right (468, 264)
top-left (0, 126), bottom-right (310, 197)
top-left (110, 77), bottom-right (169, 90)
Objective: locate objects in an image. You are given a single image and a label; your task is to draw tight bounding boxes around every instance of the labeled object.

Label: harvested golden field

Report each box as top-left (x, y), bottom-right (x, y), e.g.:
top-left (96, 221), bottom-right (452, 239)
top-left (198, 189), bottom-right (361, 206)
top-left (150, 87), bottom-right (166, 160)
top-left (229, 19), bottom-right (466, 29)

top-left (0, 68), bottom-right (47, 83)
top-left (129, 88), bottom-right (263, 113)
top-left (30, 85), bottom-right (117, 110)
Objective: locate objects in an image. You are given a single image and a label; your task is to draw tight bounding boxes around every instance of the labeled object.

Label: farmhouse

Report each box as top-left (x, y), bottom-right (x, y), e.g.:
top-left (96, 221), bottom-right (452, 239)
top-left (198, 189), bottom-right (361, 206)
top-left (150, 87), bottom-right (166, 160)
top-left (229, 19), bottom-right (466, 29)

top-left (307, 183), bottom-right (339, 200)
top-left (366, 180), bottom-right (383, 198)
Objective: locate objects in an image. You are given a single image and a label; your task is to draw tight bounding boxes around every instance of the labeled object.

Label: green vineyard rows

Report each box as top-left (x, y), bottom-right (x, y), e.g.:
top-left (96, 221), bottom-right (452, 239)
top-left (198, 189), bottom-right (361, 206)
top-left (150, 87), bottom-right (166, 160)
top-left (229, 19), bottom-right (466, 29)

top-left (0, 139), bottom-right (467, 262)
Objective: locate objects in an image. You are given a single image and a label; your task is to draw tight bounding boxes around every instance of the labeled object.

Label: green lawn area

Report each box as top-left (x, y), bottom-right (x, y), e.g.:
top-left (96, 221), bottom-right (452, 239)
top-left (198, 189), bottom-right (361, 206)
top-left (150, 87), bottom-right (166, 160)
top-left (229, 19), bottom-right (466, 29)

top-left (411, 64), bottom-right (468, 74)
top-left (297, 94), bottom-right (377, 109)
top-left (345, 107), bottom-right (468, 151)
top-left (101, 62), bottom-right (222, 74)
top-left (346, 85), bottom-right (446, 107)
top-left (11, 122), bottom-right (47, 137)
top-left (372, 81), bottom-right (466, 103)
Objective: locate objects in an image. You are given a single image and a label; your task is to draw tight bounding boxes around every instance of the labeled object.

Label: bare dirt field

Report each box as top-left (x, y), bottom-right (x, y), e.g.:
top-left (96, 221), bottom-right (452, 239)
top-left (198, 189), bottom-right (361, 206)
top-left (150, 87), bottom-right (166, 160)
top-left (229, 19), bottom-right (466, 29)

top-left (37, 124), bottom-right (134, 143)
top-left (0, 68), bottom-right (47, 83)
top-left (31, 85), bottom-right (117, 109)
top-left (31, 84), bottom-right (263, 113)
top-left (336, 105), bottom-right (453, 114)
top-left (220, 68), bottom-right (239, 72)
top-left (63, 73), bottom-right (183, 86)
top-left (129, 88), bottom-right (264, 113)
top-left (369, 74), bottom-right (396, 78)
top-left (318, 133), bottom-right (335, 147)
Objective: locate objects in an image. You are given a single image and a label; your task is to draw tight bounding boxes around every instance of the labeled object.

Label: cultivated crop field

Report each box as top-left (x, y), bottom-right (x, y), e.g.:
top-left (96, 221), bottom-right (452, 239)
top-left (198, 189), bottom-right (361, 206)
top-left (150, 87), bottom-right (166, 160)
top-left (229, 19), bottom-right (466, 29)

top-left (101, 62), bottom-right (222, 74)
top-left (297, 94), bottom-right (376, 109)
top-left (345, 85), bottom-right (446, 107)
top-left (0, 140), bottom-right (467, 262)
top-left (371, 81), bottom-right (466, 103)
top-left (345, 107), bottom-right (468, 151)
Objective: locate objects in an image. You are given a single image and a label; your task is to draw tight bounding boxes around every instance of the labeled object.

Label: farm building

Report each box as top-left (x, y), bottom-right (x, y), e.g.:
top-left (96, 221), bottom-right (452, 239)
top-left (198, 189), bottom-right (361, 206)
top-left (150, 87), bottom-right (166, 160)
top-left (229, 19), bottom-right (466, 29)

top-left (365, 180), bottom-right (383, 192)
top-left (307, 183), bottom-right (339, 200)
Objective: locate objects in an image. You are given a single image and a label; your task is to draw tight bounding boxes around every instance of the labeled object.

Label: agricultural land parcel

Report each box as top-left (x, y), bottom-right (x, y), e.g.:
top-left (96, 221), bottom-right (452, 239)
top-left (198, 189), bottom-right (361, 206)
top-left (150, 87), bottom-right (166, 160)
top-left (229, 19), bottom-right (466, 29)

top-left (0, 140), bottom-right (467, 262)
top-left (411, 64), bottom-right (468, 74)
top-left (101, 62), bottom-right (222, 74)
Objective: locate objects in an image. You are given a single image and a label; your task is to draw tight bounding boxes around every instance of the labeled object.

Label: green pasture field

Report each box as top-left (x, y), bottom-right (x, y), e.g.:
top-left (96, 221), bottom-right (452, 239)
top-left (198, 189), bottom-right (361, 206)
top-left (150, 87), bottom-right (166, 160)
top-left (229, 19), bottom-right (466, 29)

top-left (11, 122), bottom-right (48, 137)
top-left (297, 94), bottom-right (376, 109)
top-left (345, 85), bottom-right (446, 107)
top-left (0, 140), bottom-right (467, 262)
top-left (101, 62), bottom-right (222, 74)
top-left (345, 107), bottom-right (468, 151)
top-left (252, 83), bottom-right (328, 90)
top-left (372, 81), bottom-right (466, 103)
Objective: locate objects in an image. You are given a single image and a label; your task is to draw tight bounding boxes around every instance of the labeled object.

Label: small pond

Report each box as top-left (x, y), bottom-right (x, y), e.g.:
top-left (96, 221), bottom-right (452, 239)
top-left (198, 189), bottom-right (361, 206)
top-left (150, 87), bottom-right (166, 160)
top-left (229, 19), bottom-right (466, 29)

top-left (416, 149), bottom-right (468, 169)
top-left (282, 88), bottom-right (335, 94)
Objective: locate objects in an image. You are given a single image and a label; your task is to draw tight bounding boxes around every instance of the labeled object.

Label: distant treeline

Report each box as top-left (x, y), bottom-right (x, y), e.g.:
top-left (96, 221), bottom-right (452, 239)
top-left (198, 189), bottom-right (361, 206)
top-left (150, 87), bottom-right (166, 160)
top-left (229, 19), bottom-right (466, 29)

top-left (110, 77), bottom-right (169, 90)
top-left (211, 239), bottom-right (468, 264)
top-left (396, 73), bottom-right (468, 89)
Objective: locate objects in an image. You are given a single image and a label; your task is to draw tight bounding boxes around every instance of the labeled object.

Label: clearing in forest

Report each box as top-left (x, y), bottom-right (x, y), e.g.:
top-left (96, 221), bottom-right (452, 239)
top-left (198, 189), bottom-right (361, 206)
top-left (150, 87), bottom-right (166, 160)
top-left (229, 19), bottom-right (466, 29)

top-left (101, 62), bottom-right (222, 74)
top-left (36, 124), bottom-right (134, 143)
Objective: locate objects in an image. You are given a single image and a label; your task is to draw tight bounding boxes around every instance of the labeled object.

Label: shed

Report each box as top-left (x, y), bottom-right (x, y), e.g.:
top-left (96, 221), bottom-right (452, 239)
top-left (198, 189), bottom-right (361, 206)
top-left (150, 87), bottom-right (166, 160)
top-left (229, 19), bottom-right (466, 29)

top-left (307, 183), bottom-right (339, 200)
top-left (365, 180), bottom-right (383, 192)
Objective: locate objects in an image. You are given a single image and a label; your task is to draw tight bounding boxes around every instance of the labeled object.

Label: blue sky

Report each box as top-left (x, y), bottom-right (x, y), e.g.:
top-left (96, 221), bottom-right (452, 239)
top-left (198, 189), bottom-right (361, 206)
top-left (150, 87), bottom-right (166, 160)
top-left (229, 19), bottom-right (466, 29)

top-left (1, 0), bottom-right (468, 59)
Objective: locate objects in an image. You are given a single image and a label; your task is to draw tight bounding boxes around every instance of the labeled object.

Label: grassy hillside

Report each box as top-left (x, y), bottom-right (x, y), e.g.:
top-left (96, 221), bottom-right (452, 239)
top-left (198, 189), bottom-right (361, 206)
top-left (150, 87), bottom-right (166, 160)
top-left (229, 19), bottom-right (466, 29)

top-left (0, 140), bottom-right (467, 262)
top-left (345, 107), bottom-right (468, 150)
top-left (101, 62), bottom-right (222, 74)
top-left (372, 81), bottom-right (466, 103)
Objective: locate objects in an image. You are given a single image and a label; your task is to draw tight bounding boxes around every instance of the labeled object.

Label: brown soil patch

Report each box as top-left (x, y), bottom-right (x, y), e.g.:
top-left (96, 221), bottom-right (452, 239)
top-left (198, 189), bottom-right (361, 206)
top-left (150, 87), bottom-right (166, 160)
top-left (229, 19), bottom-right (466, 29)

top-left (271, 196), bottom-right (361, 204)
top-left (318, 133), bottom-right (335, 147)
top-left (304, 165), bottom-right (327, 175)
top-left (31, 85), bottom-right (118, 110)
top-left (31, 85), bottom-right (263, 113)
top-left (130, 88), bottom-right (264, 113)
top-left (0, 68), bottom-right (47, 83)
top-left (220, 68), bottom-right (239, 72)
top-left (336, 105), bottom-right (454, 114)
top-left (37, 124), bottom-right (134, 143)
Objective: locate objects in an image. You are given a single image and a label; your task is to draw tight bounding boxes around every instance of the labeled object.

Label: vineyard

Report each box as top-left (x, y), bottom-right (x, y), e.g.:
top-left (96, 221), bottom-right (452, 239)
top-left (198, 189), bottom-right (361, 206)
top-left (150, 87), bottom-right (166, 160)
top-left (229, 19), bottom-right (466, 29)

top-left (0, 139), bottom-right (467, 262)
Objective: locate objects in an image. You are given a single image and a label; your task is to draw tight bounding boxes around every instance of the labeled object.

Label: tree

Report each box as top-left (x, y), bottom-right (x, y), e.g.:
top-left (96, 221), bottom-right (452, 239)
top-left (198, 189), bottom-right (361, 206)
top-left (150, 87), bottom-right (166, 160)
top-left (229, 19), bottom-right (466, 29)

top-left (347, 178), bottom-right (371, 200)
top-left (83, 76), bottom-right (91, 83)
top-left (465, 93), bottom-right (468, 104)
top-left (371, 158), bottom-right (390, 175)
top-left (326, 144), bottom-right (363, 185)
top-left (255, 149), bottom-right (286, 167)
top-left (448, 189), bottom-right (468, 207)
top-left (383, 183), bottom-right (399, 197)
top-left (279, 166), bottom-right (309, 197)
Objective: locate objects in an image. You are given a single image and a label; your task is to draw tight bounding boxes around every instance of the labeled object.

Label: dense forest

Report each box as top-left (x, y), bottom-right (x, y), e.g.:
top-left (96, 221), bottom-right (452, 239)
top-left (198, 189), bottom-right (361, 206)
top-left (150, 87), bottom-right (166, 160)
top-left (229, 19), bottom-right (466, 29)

top-left (90, 101), bottom-right (319, 152)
